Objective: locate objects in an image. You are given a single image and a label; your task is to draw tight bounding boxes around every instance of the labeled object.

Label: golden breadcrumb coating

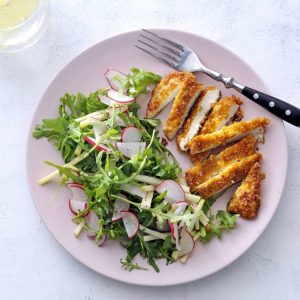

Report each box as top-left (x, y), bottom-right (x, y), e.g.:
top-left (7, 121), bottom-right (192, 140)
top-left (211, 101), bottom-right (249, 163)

top-left (227, 162), bottom-right (264, 219)
top-left (188, 117), bottom-right (270, 154)
top-left (189, 152), bottom-right (210, 165)
top-left (176, 86), bottom-right (220, 150)
top-left (146, 71), bottom-right (189, 118)
top-left (188, 95), bottom-right (243, 163)
top-left (201, 95), bottom-right (243, 134)
top-left (186, 135), bottom-right (257, 188)
top-left (163, 74), bottom-right (203, 140)
top-left (192, 153), bottom-right (262, 198)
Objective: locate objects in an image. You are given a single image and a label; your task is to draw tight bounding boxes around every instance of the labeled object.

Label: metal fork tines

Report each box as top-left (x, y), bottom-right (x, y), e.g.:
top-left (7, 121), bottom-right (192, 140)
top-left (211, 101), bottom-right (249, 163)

top-left (135, 29), bottom-right (187, 69)
top-left (135, 29), bottom-right (300, 127)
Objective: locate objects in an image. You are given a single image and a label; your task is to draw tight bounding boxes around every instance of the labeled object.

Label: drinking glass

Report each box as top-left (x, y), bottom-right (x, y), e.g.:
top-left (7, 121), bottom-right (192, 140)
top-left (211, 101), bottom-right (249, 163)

top-left (0, 0), bottom-right (49, 53)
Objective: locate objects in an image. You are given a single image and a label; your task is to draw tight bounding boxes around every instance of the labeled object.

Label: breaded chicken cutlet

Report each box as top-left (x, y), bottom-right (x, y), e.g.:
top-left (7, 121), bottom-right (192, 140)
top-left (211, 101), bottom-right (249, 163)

top-left (188, 117), bottom-right (269, 154)
top-left (163, 74), bottom-right (203, 140)
top-left (188, 95), bottom-right (243, 164)
top-left (227, 162), bottom-right (264, 219)
top-left (193, 153), bottom-right (262, 198)
top-left (176, 86), bottom-right (221, 151)
top-left (146, 71), bottom-right (189, 118)
top-left (186, 135), bottom-right (257, 188)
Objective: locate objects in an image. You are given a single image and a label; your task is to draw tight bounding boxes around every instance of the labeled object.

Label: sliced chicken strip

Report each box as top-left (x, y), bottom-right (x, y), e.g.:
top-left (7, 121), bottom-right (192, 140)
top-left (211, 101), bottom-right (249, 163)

top-left (193, 153), bottom-right (262, 198)
top-left (163, 74), bottom-right (203, 140)
top-left (186, 135), bottom-right (257, 188)
top-left (189, 95), bottom-right (243, 163)
top-left (146, 71), bottom-right (189, 118)
top-left (176, 87), bottom-right (220, 151)
top-left (227, 162), bottom-right (264, 219)
top-left (189, 117), bottom-right (269, 154)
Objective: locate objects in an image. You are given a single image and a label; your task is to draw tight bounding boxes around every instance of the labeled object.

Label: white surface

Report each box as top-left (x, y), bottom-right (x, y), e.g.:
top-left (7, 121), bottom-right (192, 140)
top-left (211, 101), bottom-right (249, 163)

top-left (0, 0), bottom-right (299, 299)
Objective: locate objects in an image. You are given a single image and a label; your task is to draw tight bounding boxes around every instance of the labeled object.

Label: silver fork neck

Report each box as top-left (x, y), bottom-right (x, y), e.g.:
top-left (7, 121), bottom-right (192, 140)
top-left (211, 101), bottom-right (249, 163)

top-left (199, 66), bottom-right (245, 93)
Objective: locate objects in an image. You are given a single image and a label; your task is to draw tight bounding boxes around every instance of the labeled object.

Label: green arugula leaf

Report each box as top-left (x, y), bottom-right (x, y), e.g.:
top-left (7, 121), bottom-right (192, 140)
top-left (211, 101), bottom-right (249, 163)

top-left (114, 67), bottom-right (161, 97)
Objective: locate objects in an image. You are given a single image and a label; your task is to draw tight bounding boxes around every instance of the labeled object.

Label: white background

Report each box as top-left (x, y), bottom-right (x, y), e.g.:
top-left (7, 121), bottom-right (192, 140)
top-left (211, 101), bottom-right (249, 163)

top-left (1, 0), bottom-right (300, 299)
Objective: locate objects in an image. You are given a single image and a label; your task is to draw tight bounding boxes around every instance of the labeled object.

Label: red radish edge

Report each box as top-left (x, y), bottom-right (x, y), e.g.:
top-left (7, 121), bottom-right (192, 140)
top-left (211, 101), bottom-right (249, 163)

top-left (170, 223), bottom-right (176, 240)
top-left (120, 210), bottom-right (140, 239)
top-left (170, 223), bottom-right (180, 250)
top-left (67, 182), bottom-right (83, 190)
top-left (107, 89), bottom-right (135, 103)
top-left (68, 199), bottom-right (89, 217)
top-left (85, 137), bottom-right (110, 152)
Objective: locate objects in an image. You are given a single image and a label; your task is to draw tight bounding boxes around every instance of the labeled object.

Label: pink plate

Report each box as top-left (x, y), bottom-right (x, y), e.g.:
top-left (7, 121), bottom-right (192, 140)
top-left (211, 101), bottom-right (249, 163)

top-left (26, 29), bottom-right (288, 286)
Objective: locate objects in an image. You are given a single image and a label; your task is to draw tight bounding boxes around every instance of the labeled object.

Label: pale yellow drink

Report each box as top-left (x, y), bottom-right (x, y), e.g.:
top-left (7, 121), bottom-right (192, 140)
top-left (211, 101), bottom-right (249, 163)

top-left (0, 0), bottom-right (39, 30)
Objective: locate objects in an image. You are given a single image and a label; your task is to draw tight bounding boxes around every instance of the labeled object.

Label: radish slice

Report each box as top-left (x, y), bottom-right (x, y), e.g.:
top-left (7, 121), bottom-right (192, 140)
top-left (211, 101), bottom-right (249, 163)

top-left (156, 180), bottom-right (185, 205)
top-left (67, 182), bottom-right (83, 189)
top-left (112, 196), bottom-right (130, 222)
top-left (120, 211), bottom-right (140, 239)
top-left (156, 219), bottom-right (170, 232)
top-left (67, 183), bottom-right (87, 202)
top-left (85, 137), bottom-right (110, 152)
top-left (88, 234), bottom-right (107, 247)
top-left (177, 230), bottom-right (195, 258)
top-left (69, 199), bottom-right (88, 216)
top-left (121, 126), bottom-right (142, 142)
top-left (107, 89), bottom-right (135, 103)
top-left (170, 223), bottom-right (180, 250)
top-left (173, 201), bottom-right (188, 216)
top-left (104, 69), bottom-right (127, 91)
top-left (121, 183), bottom-right (146, 198)
top-left (116, 142), bottom-right (146, 159)
top-left (98, 94), bottom-right (114, 106)
top-left (86, 211), bottom-right (99, 237)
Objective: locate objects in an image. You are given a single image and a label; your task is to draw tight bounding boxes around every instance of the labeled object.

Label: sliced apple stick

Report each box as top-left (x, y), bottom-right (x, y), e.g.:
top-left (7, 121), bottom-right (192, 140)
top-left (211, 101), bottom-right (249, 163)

top-left (74, 219), bottom-right (86, 237)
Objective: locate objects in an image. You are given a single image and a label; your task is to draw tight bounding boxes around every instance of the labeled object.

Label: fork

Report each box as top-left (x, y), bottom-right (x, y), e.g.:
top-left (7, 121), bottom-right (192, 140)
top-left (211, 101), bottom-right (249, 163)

top-left (136, 29), bottom-right (300, 127)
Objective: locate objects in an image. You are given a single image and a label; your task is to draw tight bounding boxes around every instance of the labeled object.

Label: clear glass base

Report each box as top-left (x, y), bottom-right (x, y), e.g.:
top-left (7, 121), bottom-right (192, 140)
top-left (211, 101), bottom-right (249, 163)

top-left (0, 0), bottom-right (49, 53)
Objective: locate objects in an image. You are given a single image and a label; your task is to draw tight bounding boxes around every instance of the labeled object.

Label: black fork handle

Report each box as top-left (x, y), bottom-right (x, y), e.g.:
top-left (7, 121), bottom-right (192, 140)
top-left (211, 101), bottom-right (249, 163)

top-left (201, 67), bottom-right (300, 127)
top-left (242, 87), bottom-right (300, 127)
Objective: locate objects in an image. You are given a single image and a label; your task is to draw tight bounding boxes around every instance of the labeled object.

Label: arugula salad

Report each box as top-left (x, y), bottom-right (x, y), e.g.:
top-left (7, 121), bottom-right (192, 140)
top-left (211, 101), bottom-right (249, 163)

top-left (33, 68), bottom-right (238, 272)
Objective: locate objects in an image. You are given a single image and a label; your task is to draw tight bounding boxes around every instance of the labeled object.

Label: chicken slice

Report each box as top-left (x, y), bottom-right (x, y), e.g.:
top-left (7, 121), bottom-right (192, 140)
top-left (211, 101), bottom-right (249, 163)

top-left (163, 74), bottom-right (203, 140)
top-left (146, 71), bottom-right (189, 118)
top-left (189, 117), bottom-right (269, 154)
top-left (227, 162), bottom-right (264, 219)
top-left (193, 153), bottom-right (262, 198)
top-left (176, 86), bottom-right (221, 151)
top-left (185, 135), bottom-right (257, 188)
top-left (189, 95), bottom-right (243, 163)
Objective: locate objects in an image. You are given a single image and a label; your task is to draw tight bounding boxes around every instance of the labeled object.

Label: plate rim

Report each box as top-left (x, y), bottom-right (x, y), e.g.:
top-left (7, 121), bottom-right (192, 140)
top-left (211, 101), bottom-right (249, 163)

top-left (26, 28), bottom-right (288, 286)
